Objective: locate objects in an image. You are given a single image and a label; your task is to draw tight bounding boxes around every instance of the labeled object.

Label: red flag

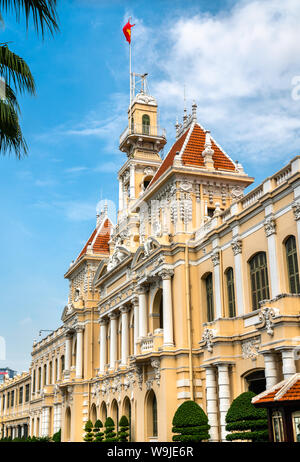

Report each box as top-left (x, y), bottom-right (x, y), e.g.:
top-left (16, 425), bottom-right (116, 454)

top-left (123, 20), bottom-right (135, 44)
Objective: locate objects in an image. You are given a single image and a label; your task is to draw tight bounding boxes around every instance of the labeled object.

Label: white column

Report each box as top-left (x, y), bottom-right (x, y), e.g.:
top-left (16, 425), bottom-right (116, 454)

top-left (99, 318), bottom-right (107, 375)
top-left (264, 352), bottom-right (279, 389)
top-left (231, 239), bottom-right (245, 316)
top-left (281, 349), bottom-right (296, 380)
top-left (65, 333), bottom-right (72, 372)
top-left (217, 364), bottom-right (231, 442)
top-left (159, 269), bottom-right (175, 347)
top-left (205, 366), bottom-right (219, 442)
top-left (41, 407), bottom-right (50, 437)
top-left (130, 163), bottom-right (135, 199)
top-left (109, 312), bottom-right (118, 370)
top-left (75, 325), bottom-right (84, 378)
top-left (133, 297), bottom-right (139, 355)
top-left (264, 217), bottom-right (280, 297)
top-left (137, 285), bottom-right (148, 339)
top-left (52, 357), bottom-right (56, 384)
top-left (53, 404), bottom-right (62, 434)
top-left (211, 252), bottom-right (222, 319)
top-left (120, 306), bottom-right (130, 367)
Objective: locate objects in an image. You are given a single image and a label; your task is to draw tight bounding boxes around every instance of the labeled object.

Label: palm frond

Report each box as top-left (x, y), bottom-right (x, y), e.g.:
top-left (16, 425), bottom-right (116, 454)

top-left (0, 98), bottom-right (27, 158)
top-left (0, 44), bottom-right (35, 94)
top-left (0, 0), bottom-right (58, 37)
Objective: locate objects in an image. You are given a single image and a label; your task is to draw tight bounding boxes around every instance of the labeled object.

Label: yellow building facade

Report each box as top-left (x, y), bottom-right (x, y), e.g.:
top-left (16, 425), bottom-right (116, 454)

top-left (1, 84), bottom-right (300, 442)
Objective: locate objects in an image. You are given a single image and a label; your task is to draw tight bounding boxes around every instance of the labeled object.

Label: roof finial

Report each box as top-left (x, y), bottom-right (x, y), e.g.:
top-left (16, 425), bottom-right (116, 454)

top-left (175, 117), bottom-right (180, 139)
top-left (202, 130), bottom-right (215, 170)
top-left (192, 100), bottom-right (197, 121)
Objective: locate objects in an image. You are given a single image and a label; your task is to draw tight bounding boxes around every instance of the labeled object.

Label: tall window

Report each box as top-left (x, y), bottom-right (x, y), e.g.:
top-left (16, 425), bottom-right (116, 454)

top-left (49, 361), bottom-right (52, 384)
top-left (10, 390), bottom-right (14, 407)
top-left (249, 252), bottom-right (270, 310)
top-left (38, 367), bottom-right (41, 390)
top-left (61, 355), bottom-right (65, 375)
top-left (205, 273), bottom-right (214, 322)
top-left (142, 114), bottom-right (150, 135)
top-left (25, 384), bottom-right (30, 402)
top-left (225, 267), bottom-right (236, 317)
top-left (33, 370), bottom-right (36, 393)
top-left (272, 411), bottom-right (284, 442)
top-left (152, 393), bottom-right (158, 437)
top-left (285, 236), bottom-right (300, 293)
top-left (43, 364), bottom-right (47, 386)
top-left (19, 387), bottom-right (23, 405)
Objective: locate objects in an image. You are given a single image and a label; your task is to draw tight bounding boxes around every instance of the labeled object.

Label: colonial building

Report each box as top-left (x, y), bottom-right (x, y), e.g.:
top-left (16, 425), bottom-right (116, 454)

top-left (1, 80), bottom-right (300, 442)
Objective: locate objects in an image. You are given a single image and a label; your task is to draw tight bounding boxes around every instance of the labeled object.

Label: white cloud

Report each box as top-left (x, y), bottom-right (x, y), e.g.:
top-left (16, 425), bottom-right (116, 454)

top-left (130, 0), bottom-right (300, 164)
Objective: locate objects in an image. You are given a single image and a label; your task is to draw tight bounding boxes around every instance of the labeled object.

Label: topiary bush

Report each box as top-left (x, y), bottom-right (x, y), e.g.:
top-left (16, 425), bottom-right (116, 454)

top-left (104, 417), bottom-right (118, 442)
top-left (52, 429), bottom-right (61, 442)
top-left (118, 415), bottom-right (129, 442)
top-left (83, 419), bottom-right (94, 442)
top-left (172, 400), bottom-right (210, 442)
top-left (225, 391), bottom-right (268, 442)
top-left (93, 420), bottom-right (104, 442)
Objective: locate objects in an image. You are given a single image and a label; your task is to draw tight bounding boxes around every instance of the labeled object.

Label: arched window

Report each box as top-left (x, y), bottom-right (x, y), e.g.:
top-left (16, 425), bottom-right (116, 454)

top-left (131, 116), bottom-right (134, 133)
top-left (38, 368), bottom-right (41, 390)
top-left (225, 267), bottom-right (236, 317)
top-left (146, 390), bottom-right (158, 439)
top-left (142, 114), bottom-right (150, 135)
top-left (205, 273), bottom-right (214, 322)
top-left (43, 364), bottom-right (47, 386)
top-left (49, 361), bottom-right (52, 384)
top-left (249, 252), bottom-right (270, 310)
top-left (245, 369), bottom-right (266, 394)
top-left (60, 356), bottom-right (65, 375)
top-left (123, 397), bottom-right (131, 441)
top-left (65, 407), bottom-right (71, 441)
top-left (285, 236), bottom-right (300, 293)
top-left (111, 399), bottom-right (119, 432)
top-left (90, 403), bottom-right (97, 425)
top-left (159, 296), bottom-right (163, 329)
top-left (100, 402), bottom-right (107, 423)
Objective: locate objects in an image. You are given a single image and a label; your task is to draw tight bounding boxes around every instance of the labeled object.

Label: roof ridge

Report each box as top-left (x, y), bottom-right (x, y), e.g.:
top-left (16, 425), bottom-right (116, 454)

top-left (178, 121), bottom-right (196, 160)
top-left (90, 215), bottom-right (111, 248)
top-left (251, 379), bottom-right (286, 404)
top-left (209, 130), bottom-right (236, 168)
top-left (274, 372), bottom-right (300, 401)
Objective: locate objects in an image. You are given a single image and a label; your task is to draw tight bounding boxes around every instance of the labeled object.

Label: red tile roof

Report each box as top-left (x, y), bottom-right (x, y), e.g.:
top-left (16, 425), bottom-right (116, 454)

top-left (149, 122), bottom-right (236, 187)
top-left (77, 218), bottom-right (112, 261)
top-left (253, 374), bottom-right (300, 405)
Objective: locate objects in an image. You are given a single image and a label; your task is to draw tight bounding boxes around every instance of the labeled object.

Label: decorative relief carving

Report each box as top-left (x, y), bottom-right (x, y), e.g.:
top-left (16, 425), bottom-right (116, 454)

top-left (258, 307), bottom-right (279, 336)
top-left (292, 201), bottom-right (300, 221)
top-left (264, 217), bottom-right (276, 237)
top-left (242, 337), bottom-right (261, 360)
top-left (151, 359), bottom-right (161, 386)
top-left (231, 239), bottom-right (242, 255)
top-left (211, 251), bottom-right (220, 267)
top-left (201, 328), bottom-right (216, 353)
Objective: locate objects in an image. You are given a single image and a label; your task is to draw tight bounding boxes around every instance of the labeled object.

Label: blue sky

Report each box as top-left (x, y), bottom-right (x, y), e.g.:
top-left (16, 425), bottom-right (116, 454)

top-left (1, 0), bottom-right (300, 372)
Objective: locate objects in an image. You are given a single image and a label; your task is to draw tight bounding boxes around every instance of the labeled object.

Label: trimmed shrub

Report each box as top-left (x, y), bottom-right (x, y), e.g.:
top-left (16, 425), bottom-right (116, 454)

top-left (93, 420), bottom-right (104, 442)
top-left (172, 400), bottom-right (210, 442)
top-left (118, 415), bottom-right (129, 442)
top-left (83, 419), bottom-right (94, 442)
top-left (225, 391), bottom-right (268, 442)
top-left (52, 429), bottom-right (61, 442)
top-left (104, 417), bottom-right (118, 442)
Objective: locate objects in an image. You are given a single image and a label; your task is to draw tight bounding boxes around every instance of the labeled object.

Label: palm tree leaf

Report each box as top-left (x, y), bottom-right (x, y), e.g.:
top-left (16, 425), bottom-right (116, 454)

top-left (0, 44), bottom-right (35, 94)
top-left (0, 0), bottom-right (58, 37)
top-left (0, 98), bottom-right (27, 158)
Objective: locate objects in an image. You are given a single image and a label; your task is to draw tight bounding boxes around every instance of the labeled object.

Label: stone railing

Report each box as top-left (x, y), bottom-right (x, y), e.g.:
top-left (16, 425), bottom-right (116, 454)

top-left (120, 124), bottom-right (166, 145)
top-left (140, 336), bottom-right (154, 352)
top-left (274, 164), bottom-right (292, 186)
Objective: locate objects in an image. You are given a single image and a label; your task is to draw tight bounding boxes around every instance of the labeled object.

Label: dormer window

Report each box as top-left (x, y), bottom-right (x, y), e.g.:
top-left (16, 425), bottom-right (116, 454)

top-left (142, 114), bottom-right (150, 135)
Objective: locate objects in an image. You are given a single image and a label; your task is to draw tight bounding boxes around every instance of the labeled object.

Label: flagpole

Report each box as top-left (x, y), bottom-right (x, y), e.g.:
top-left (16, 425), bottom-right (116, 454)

top-left (129, 40), bottom-right (132, 134)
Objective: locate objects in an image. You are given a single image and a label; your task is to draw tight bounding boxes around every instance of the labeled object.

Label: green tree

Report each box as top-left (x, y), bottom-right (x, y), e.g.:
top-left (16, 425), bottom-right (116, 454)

top-left (0, 0), bottom-right (59, 158)
top-left (52, 428), bottom-right (61, 442)
top-left (172, 400), bottom-right (210, 442)
top-left (93, 419), bottom-right (104, 442)
top-left (118, 415), bottom-right (129, 442)
top-left (104, 417), bottom-right (118, 442)
top-left (225, 391), bottom-right (269, 442)
top-left (83, 419), bottom-right (94, 442)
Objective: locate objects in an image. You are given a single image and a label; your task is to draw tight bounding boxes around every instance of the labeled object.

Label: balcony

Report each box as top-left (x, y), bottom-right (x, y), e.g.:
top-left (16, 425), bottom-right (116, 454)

top-left (119, 123), bottom-right (166, 147)
top-left (137, 330), bottom-right (164, 356)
